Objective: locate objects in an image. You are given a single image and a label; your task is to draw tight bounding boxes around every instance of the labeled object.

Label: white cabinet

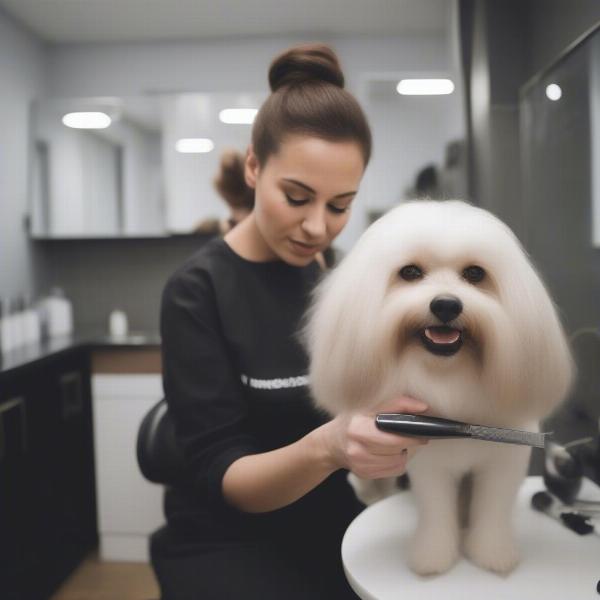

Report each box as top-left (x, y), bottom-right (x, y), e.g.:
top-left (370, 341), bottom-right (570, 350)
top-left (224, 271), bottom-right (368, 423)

top-left (92, 373), bottom-right (164, 561)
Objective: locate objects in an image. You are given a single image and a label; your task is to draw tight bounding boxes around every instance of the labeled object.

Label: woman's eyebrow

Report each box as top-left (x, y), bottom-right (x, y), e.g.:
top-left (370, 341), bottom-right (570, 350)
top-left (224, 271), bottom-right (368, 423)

top-left (282, 178), bottom-right (357, 199)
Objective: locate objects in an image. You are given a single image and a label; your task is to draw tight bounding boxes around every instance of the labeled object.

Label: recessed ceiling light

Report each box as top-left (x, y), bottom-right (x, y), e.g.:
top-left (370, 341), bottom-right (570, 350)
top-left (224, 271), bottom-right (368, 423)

top-left (396, 79), bottom-right (455, 95)
top-left (62, 111), bottom-right (112, 129)
top-left (219, 108), bottom-right (258, 124)
top-left (175, 138), bottom-right (214, 153)
top-left (545, 83), bottom-right (562, 101)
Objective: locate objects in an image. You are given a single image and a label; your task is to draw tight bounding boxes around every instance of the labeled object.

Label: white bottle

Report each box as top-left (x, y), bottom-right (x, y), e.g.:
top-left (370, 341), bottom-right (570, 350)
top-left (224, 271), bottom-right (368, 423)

top-left (46, 287), bottom-right (74, 338)
top-left (109, 309), bottom-right (129, 338)
top-left (0, 299), bottom-right (12, 355)
top-left (22, 294), bottom-right (41, 346)
top-left (12, 297), bottom-right (26, 349)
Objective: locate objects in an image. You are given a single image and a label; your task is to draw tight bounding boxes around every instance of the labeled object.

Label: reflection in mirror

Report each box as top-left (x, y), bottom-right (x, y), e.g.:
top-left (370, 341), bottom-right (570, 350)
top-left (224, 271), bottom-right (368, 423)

top-left (351, 74), bottom-right (465, 242)
top-left (30, 93), bottom-right (264, 238)
top-left (161, 92), bottom-right (264, 234)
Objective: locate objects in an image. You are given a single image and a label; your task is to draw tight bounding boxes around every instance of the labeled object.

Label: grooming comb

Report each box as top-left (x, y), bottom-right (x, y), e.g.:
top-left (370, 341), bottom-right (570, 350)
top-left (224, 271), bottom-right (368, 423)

top-left (375, 413), bottom-right (550, 448)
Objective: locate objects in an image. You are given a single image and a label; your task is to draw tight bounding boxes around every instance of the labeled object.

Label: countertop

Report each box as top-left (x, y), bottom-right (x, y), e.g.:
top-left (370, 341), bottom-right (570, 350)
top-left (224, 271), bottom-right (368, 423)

top-left (0, 331), bottom-right (161, 376)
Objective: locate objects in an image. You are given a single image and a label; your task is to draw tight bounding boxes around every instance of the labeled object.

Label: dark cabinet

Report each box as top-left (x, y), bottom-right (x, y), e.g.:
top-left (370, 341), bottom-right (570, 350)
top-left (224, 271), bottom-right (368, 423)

top-left (0, 348), bottom-right (97, 600)
top-left (0, 394), bottom-right (29, 597)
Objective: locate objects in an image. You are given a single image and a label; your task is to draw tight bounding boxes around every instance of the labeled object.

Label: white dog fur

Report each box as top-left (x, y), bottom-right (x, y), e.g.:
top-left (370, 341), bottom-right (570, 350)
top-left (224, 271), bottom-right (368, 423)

top-left (304, 200), bottom-right (574, 576)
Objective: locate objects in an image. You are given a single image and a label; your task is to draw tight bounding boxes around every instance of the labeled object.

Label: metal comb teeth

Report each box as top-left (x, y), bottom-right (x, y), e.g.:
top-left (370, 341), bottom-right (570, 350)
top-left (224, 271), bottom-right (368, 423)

top-left (467, 425), bottom-right (547, 448)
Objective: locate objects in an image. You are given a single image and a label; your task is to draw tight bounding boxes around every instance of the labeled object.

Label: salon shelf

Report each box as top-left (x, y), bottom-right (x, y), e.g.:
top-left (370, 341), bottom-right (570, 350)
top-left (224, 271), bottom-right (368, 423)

top-left (0, 331), bottom-right (161, 376)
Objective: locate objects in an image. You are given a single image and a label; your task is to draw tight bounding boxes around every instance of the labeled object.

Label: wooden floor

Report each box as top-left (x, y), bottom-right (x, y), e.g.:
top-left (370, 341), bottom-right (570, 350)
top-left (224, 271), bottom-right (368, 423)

top-left (50, 552), bottom-right (160, 600)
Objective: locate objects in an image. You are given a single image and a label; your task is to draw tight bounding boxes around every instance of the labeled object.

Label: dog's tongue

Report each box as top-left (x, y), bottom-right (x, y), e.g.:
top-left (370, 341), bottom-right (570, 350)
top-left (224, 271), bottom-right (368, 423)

top-left (425, 327), bottom-right (461, 344)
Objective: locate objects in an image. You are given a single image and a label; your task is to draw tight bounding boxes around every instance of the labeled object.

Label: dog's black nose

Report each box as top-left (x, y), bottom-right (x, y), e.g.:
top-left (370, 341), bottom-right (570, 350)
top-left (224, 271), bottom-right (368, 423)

top-left (430, 295), bottom-right (463, 323)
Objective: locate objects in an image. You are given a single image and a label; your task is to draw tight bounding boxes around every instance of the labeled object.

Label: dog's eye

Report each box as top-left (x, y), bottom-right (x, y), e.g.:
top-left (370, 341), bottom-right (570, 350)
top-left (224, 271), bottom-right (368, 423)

top-left (463, 265), bottom-right (486, 283)
top-left (399, 265), bottom-right (423, 281)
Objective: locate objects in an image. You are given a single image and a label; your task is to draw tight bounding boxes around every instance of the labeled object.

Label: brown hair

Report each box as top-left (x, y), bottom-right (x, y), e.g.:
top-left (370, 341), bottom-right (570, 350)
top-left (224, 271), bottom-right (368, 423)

top-left (252, 43), bottom-right (372, 167)
top-left (213, 149), bottom-right (255, 210)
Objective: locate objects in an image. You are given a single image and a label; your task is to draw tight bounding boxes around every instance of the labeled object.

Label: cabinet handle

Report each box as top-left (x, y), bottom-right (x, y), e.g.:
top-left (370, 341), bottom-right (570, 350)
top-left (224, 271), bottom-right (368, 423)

top-left (0, 396), bottom-right (28, 462)
top-left (59, 371), bottom-right (83, 420)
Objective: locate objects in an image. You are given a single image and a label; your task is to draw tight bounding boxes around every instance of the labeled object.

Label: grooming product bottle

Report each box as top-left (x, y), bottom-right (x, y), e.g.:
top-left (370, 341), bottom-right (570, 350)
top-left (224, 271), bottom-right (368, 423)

top-left (108, 308), bottom-right (129, 338)
top-left (12, 297), bottom-right (25, 349)
top-left (0, 299), bottom-right (11, 355)
top-left (44, 287), bottom-right (74, 338)
top-left (22, 293), bottom-right (41, 346)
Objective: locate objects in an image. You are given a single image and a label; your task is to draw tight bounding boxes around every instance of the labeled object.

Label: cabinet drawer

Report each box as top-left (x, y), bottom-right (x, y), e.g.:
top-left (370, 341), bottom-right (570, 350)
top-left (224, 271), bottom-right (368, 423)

top-left (92, 373), bottom-right (164, 561)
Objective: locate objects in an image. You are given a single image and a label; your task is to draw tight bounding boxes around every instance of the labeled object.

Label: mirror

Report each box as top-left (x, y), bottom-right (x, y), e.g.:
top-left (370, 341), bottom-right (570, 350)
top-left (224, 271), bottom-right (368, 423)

top-left (30, 83), bottom-right (464, 243)
top-left (519, 24), bottom-right (600, 442)
top-left (30, 92), bottom-right (265, 238)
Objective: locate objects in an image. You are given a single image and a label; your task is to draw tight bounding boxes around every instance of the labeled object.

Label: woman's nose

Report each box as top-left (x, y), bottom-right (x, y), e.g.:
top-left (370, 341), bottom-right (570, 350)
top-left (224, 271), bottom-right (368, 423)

top-left (301, 207), bottom-right (327, 239)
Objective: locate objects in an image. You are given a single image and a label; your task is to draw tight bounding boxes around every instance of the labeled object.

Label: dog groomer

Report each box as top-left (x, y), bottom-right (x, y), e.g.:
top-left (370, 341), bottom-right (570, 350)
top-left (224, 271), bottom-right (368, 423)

top-left (159, 43), bottom-right (429, 600)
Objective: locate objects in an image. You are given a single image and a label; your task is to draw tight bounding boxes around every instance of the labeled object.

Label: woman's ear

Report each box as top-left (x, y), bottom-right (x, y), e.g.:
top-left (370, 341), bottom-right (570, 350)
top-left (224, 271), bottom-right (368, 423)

top-left (245, 145), bottom-right (259, 189)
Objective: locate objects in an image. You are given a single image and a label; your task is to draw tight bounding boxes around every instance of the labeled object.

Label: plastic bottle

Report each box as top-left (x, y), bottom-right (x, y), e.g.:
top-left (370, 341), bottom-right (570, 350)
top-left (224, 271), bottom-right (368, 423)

top-left (0, 299), bottom-right (11, 355)
top-left (109, 309), bottom-right (129, 338)
top-left (11, 297), bottom-right (25, 349)
top-left (22, 293), bottom-right (41, 346)
top-left (45, 287), bottom-right (74, 338)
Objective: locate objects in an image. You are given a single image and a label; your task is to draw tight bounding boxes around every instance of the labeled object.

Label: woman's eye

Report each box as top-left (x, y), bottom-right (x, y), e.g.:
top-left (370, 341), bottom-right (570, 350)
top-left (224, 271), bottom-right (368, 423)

top-left (285, 194), bottom-right (309, 206)
top-left (463, 265), bottom-right (486, 283)
top-left (327, 204), bottom-right (349, 215)
top-left (399, 265), bottom-right (423, 281)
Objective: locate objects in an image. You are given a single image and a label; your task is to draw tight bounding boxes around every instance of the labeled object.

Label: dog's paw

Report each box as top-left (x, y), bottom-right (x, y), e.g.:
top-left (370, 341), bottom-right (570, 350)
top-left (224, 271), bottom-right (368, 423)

top-left (408, 530), bottom-right (460, 576)
top-left (463, 528), bottom-right (520, 575)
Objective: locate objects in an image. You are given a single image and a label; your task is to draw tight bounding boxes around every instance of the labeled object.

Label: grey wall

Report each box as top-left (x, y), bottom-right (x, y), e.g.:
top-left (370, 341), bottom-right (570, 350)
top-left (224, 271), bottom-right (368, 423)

top-left (528, 0), bottom-right (600, 76)
top-left (35, 235), bottom-right (208, 333)
top-left (0, 8), bottom-right (45, 301)
top-left (461, 0), bottom-right (600, 257)
top-left (462, 0), bottom-right (600, 234)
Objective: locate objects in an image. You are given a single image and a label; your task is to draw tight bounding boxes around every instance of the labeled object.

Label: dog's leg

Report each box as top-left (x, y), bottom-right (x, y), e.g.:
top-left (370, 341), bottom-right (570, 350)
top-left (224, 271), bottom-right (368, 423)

top-left (407, 468), bottom-right (461, 576)
top-left (462, 445), bottom-right (530, 574)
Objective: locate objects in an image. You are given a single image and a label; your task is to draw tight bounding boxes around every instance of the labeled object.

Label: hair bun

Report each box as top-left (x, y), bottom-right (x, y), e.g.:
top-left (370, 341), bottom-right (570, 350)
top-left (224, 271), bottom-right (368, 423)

top-left (268, 43), bottom-right (345, 92)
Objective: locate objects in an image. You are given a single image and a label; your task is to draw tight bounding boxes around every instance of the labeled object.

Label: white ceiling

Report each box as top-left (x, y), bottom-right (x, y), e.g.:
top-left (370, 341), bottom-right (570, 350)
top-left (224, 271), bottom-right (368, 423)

top-left (0, 0), bottom-right (449, 44)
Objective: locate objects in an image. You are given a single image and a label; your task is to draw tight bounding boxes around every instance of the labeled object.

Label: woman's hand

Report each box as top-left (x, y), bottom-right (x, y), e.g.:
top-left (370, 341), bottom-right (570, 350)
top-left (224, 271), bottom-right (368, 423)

top-left (312, 396), bottom-right (429, 479)
top-left (223, 396), bottom-right (429, 513)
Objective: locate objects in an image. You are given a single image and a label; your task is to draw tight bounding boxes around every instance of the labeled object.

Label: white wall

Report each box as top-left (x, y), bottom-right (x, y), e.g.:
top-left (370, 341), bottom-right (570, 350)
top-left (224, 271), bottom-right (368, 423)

top-left (0, 8), bottom-right (45, 299)
top-left (45, 33), bottom-right (464, 250)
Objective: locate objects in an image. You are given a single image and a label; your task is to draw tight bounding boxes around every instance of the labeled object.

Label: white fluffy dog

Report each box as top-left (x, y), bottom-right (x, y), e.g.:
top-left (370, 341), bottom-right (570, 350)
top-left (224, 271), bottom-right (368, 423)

top-left (305, 200), bottom-right (573, 576)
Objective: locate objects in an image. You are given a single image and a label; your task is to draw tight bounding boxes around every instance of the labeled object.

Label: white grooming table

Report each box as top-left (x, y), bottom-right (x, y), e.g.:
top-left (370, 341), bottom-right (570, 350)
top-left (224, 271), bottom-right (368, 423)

top-left (342, 476), bottom-right (600, 599)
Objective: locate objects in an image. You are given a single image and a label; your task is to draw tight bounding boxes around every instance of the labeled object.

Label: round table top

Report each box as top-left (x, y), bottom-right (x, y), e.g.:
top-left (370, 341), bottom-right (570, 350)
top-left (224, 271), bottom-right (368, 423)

top-left (342, 476), bottom-right (600, 600)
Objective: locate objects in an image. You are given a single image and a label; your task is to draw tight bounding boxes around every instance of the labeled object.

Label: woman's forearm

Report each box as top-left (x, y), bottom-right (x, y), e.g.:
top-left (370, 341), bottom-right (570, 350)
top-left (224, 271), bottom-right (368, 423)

top-left (222, 425), bottom-right (337, 513)
top-left (222, 396), bottom-right (428, 514)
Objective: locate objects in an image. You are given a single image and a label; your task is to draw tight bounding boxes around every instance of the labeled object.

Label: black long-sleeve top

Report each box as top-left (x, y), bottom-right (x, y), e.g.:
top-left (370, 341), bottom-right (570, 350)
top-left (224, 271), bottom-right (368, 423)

top-left (160, 237), bottom-right (362, 547)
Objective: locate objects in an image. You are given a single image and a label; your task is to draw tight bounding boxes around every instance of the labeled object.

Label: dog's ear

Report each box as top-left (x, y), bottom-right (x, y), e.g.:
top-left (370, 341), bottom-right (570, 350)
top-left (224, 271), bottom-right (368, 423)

top-left (302, 251), bottom-right (389, 414)
top-left (499, 250), bottom-right (575, 419)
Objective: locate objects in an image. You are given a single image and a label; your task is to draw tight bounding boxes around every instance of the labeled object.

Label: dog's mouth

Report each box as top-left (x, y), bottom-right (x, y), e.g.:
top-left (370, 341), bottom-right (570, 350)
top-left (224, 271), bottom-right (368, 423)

top-left (419, 326), bottom-right (463, 356)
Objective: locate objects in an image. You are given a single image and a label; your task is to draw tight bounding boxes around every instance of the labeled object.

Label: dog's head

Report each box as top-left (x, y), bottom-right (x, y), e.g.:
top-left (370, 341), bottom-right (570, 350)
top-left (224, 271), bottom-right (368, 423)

top-left (304, 200), bottom-right (574, 421)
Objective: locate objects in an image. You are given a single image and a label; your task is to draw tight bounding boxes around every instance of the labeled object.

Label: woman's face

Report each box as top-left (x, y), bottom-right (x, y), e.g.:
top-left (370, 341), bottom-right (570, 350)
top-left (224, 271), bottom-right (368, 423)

top-left (245, 135), bottom-right (365, 266)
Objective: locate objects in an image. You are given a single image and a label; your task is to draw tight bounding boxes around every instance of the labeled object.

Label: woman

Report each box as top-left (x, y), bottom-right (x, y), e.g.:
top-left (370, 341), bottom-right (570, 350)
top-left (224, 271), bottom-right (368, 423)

top-left (159, 43), bottom-right (428, 600)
